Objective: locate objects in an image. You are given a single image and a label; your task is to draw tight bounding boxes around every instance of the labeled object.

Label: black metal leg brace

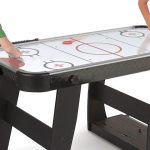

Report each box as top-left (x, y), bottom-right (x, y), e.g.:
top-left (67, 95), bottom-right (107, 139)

top-left (87, 81), bottom-right (150, 150)
top-left (0, 76), bottom-right (19, 150)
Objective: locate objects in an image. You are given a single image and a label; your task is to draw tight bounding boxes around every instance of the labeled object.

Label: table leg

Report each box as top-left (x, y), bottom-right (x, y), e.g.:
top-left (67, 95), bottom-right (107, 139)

top-left (87, 80), bottom-right (150, 150)
top-left (147, 123), bottom-right (150, 150)
top-left (0, 76), bottom-right (19, 150)
top-left (50, 85), bottom-right (81, 150)
top-left (87, 81), bottom-right (107, 131)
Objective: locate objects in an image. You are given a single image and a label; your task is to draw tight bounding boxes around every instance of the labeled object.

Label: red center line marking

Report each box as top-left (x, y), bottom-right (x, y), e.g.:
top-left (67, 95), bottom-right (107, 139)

top-left (71, 38), bottom-right (124, 58)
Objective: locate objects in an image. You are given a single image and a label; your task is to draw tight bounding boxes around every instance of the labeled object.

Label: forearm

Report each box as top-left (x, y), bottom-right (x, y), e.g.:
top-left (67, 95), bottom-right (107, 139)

top-left (0, 24), bottom-right (15, 52)
top-left (0, 24), bottom-right (22, 57)
top-left (138, 0), bottom-right (150, 28)
top-left (0, 37), bottom-right (14, 52)
top-left (0, 26), bottom-right (14, 53)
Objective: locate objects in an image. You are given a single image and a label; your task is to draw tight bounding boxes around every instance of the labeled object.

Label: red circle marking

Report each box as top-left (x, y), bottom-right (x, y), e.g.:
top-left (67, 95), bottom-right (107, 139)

top-left (63, 40), bottom-right (73, 45)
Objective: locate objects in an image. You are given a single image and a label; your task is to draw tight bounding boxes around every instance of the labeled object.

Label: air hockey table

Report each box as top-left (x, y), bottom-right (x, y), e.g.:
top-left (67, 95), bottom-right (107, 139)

top-left (0, 25), bottom-right (150, 150)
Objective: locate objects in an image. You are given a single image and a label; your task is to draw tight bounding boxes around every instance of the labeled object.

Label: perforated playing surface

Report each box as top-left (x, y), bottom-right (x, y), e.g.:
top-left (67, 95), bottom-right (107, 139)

top-left (0, 26), bottom-right (150, 73)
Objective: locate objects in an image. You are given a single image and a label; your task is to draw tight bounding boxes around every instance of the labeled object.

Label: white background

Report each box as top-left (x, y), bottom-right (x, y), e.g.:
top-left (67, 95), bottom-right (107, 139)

top-left (0, 0), bottom-right (150, 149)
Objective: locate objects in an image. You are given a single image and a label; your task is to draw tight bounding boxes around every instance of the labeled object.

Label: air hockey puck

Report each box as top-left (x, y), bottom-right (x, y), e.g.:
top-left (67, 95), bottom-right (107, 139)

top-left (63, 40), bottom-right (73, 45)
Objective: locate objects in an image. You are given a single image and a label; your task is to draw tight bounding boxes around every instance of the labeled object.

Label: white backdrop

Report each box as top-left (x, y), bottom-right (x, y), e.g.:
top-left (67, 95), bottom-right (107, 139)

top-left (0, 0), bottom-right (150, 149)
top-left (0, 0), bottom-right (146, 41)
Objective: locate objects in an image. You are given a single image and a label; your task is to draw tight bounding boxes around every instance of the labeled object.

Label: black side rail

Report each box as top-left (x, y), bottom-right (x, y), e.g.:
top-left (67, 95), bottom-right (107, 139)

top-left (12, 38), bottom-right (39, 44)
top-left (0, 38), bottom-right (39, 47)
top-left (134, 25), bottom-right (148, 28)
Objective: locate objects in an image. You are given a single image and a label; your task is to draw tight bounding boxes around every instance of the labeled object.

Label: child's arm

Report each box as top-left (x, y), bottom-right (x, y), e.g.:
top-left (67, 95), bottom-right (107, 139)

top-left (0, 37), bottom-right (17, 53)
top-left (138, 0), bottom-right (150, 29)
top-left (0, 24), bottom-right (22, 58)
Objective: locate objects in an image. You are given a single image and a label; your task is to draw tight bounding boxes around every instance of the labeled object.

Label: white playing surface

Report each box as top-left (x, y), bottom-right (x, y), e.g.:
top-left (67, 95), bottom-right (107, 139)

top-left (0, 27), bottom-right (150, 73)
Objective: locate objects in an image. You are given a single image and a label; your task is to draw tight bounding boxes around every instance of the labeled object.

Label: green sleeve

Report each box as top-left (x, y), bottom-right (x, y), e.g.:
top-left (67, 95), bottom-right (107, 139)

top-left (0, 24), bottom-right (6, 38)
